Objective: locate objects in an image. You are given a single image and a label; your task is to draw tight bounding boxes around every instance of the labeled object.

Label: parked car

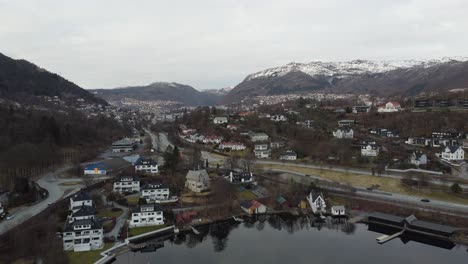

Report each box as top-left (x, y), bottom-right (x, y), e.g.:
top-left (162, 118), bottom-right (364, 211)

top-left (421, 198), bottom-right (430, 203)
top-left (6, 214), bottom-right (15, 220)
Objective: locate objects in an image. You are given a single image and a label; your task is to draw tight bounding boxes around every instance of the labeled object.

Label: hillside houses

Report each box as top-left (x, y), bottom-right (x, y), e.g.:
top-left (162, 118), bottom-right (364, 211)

top-left (439, 146), bottom-right (465, 161)
top-left (361, 143), bottom-right (380, 157)
top-left (333, 128), bottom-right (354, 139)
top-left (213, 116), bottom-right (228, 124)
top-left (135, 157), bottom-right (159, 174)
top-left (112, 138), bottom-right (137, 153)
top-left (249, 132), bottom-right (269, 142)
top-left (377, 102), bottom-right (401, 113)
top-left (409, 151), bottom-right (428, 166)
top-left (130, 203), bottom-right (164, 227)
top-left (113, 175), bottom-right (140, 193)
top-left (141, 183), bottom-right (170, 203)
top-left (280, 150), bottom-right (297, 160)
top-left (270, 114), bottom-right (288, 122)
top-left (254, 143), bottom-right (271, 159)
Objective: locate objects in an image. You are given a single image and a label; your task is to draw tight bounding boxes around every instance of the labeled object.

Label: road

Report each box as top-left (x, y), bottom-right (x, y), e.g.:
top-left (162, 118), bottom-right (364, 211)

top-left (0, 166), bottom-right (85, 235)
top-left (268, 168), bottom-right (468, 216)
top-left (144, 129), bottom-right (173, 166)
top-left (104, 196), bottom-right (129, 239)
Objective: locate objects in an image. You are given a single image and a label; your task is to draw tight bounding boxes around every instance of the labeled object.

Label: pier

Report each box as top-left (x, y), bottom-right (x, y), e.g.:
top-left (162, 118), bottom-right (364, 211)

top-left (376, 230), bottom-right (405, 244)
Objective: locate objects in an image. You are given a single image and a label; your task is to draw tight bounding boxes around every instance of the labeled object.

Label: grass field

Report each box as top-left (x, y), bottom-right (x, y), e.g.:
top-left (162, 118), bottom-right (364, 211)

top-left (238, 189), bottom-right (257, 200)
top-left (261, 164), bottom-right (468, 205)
top-left (128, 224), bottom-right (167, 237)
top-left (66, 243), bottom-right (113, 264)
top-left (97, 208), bottom-right (123, 218)
top-left (127, 196), bottom-right (140, 206)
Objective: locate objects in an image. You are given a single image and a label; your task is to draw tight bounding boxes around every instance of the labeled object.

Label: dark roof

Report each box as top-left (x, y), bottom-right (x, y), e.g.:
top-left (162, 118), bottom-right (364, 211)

top-left (132, 203), bottom-right (163, 214)
top-left (240, 201), bottom-right (252, 209)
top-left (143, 183), bottom-right (169, 190)
top-left (410, 220), bottom-right (458, 234)
top-left (310, 191), bottom-right (324, 201)
top-left (447, 146), bottom-right (461, 153)
top-left (281, 150), bottom-right (297, 156)
top-left (368, 212), bottom-right (405, 223)
top-left (72, 205), bottom-right (97, 217)
top-left (115, 175), bottom-right (140, 182)
top-left (64, 218), bottom-right (102, 232)
top-left (71, 190), bottom-right (91, 202)
top-left (84, 162), bottom-right (106, 170)
top-left (135, 157), bottom-right (158, 166)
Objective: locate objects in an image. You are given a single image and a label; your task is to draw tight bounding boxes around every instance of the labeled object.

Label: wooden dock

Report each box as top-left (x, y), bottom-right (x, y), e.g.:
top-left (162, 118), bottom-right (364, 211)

top-left (376, 230), bottom-right (405, 244)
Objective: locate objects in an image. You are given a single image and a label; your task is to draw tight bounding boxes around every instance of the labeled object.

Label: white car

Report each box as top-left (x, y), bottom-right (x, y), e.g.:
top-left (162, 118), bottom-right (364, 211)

top-left (6, 215), bottom-right (15, 220)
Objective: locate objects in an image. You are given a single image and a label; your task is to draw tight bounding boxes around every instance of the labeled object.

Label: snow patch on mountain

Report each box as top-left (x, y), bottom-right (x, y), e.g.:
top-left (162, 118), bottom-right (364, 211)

top-left (245, 57), bottom-right (468, 81)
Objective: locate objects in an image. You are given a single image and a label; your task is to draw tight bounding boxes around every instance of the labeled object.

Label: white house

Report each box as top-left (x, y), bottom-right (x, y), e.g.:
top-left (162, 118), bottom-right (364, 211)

top-left (185, 170), bottom-right (210, 193)
top-left (213, 117), bottom-right (228, 124)
top-left (439, 146), bottom-right (465, 161)
top-left (377, 102), bottom-right (401, 113)
top-left (331, 206), bottom-right (346, 217)
top-left (409, 151), bottom-right (428, 166)
top-left (202, 135), bottom-right (223, 144)
top-left (225, 171), bottom-right (253, 184)
top-left (338, 120), bottom-right (355, 127)
top-left (83, 162), bottom-right (107, 176)
top-left (226, 124), bottom-right (238, 130)
top-left (250, 132), bottom-right (269, 142)
top-left (254, 149), bottom-right (271, 159)
top-left (113, 175), bottom-right (140, 193)
top-left (352, 105), bottom-right (370, 113)
top-left (333, 128), bottom-right (354, 139)
top-left (62, 218), bottom-right (104, 252)
top-left (254, 144), bottom-right (269, 151)
top-left (130, 204), bottom-right (164, 227)
top-left (69, 205), bottom-right (96, 223)
top-left (218, 142), bottom-right (246, 151)
top-left (361, 144), bottom-right (380, 157)
top-left (141, 183), bottom-right (170, 203)
top-left (70, 191), bottom-right (93, 212)
top-left (135, 157), bottom-right (159, 174)
top-left (307, 191), bottom-right (326, 214)
top-left (280, 150), bottom-right (297, 161)
top-left (270, 115), bottom-right (288, 122)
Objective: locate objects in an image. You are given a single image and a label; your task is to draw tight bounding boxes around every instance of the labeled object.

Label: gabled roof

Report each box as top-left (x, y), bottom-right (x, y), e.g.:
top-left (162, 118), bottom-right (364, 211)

top-left (114, 175), bottom-right (140, 182)
top-left (133, 203), bottom-right (163, 214)
top-left (135, 157), bottom-right (157, 166)
top-left (186, 170), bottom-right (209, 182)
top-left (84, 162), bottom-right (106, 171)
top-left (310, 191), bottom-right (324, 201)
top-left (64, 218), bottom-right (102, 232)
top-left (72, 205), bottom-right (97, 217)
top-left (143, 183), bottom-right (169, 190)
top-left (446, 146), bottom-right (462, 153)
top-left (71, 190), bottom-right (91, 202)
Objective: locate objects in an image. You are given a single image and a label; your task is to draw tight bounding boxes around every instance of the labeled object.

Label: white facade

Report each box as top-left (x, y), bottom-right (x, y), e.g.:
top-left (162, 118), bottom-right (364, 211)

top-left (113, 176), bottom-right (140, 193)
top-left (270, 115), bottom-right (288, 122)
top-left (141, 184), bottom-right (170, 203)
top-left (254, 144), bottom-right (269, 150)
top-left (130, 204), bottom-right (164, 227)
top-left (185, 170), bottom-right (210, 193)
top-left (254, 149), bottom-right (271, 159)
top-left (333, 129), bottom-right (354, 139)
top-left (307, 191), bottom-right (326, 214)
top-left (361, 144), bottom-right (380, 157)
top-left (377, 102), bottom-right (401, 113)
top-left (250, 133), bottom-right (269, 142)
top-left (135, 158), bottom-right (159, 174)
top-left (440, 146), bottom-right (465, 161)
top-left (213, 117), bottom-right (228, 124)
top-left (331, 206), bottom-right (346, 216)
top-left (280, 151), bottom-right (297, 160)
top-left (409, 152), bottom-right (428, 166)
top-left (70, 192), bottom-right (93, 212)
top-left (218, 142), bottom-right (246, 151)
top-left (62, 220), bottom-right (104, 252)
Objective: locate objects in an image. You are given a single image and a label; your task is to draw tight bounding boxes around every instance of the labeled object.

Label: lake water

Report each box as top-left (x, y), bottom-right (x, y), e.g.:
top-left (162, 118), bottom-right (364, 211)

top-left (115, 215), bottom-right (467, 264)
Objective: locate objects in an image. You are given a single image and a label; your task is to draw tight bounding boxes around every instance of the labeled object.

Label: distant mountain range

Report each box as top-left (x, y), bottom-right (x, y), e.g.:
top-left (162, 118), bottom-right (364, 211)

top-left (227, 58), bottom-right (468, 102)
top-left (90, 82), bottom-right (223, 106)
top-left (0, 52), bottom-right (107, 105)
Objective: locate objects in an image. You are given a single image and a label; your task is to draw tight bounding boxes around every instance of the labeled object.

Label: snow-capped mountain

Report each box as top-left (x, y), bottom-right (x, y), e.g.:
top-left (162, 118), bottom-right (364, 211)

top-left (245, 57), bottom-right (468, 81)
top-left (227, 57), bottom-right (468, 102)
top-left (203, 87), bottom-right (233, 95)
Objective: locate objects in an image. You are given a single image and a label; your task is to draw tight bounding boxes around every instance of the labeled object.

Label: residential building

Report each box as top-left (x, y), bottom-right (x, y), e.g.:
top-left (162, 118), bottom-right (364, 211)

top-left (352, 105), bottom-right (371, 113)
top-left (112, 138), bottom-right (137, 153)
top-left (333, 128), bottom-right (354, 139)
top-left (439, 146), bottom-right (465, 161)
top-left (307, 191), bottom-right (326, 214)
top-left (141, 183), bottom-right (170, 203)
top-left (240, 200), bottom-right (267, 215)
top-left (270, 115), bottom-right (288, 122)
top-left (113, 175), bottom-right (140, 193)
top-left (225, 171), bottom-right (253, 184)
top-left (361, 144), bottom-right (380, 157)
top-left (254, 144), bottom-right (269, 151)
top-left (135, 157), bottom-right (159, 174)
top-left (331, 206), bottom-right (346, 217)
top-left (377, 102), bottom-right (401, 113)
top-left (70, 191), bottom-right (93, 212)
top-left (226, 124), bottom-right (238, 130)
top-left (409, 151), bottom-right (428, 166)
top-left (185, 170), bottom-right (210, 192)
top-left (338, 119), bottom-right (355, 127)
top-left (213, 116), bottom-right (228, 124)
top-left (129, 203), bottom-right (164, 227)
top-left (84, 162), bottom-right (107, 176)
top-left (62, 218), bottom-right (104, 252)
top-left (202, 135), bottom-right (223, 144)
top-left (280, 150), bottom-right (297, 160)
top-left (69, 205), bottom-right (97, 223)
top-left (405, 137), bottom-right (431, 147)
top-left (218, 142), bottom-right (246, 151)
top-left (254, 149), bottom-right (271, 159)
top-left (270, 141), bottom-right (286, 149)
top-left (249, 132), bottom-right (269, 142)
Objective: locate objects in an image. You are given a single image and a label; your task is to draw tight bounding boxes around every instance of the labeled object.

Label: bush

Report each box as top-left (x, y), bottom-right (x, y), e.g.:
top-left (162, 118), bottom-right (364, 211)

top-left (451, 183), bottom-right (462, 194)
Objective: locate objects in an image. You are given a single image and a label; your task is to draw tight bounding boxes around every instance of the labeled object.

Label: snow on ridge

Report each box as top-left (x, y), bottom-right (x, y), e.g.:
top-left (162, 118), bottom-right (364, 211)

top-left (245, 57), bottom-right (468, 81)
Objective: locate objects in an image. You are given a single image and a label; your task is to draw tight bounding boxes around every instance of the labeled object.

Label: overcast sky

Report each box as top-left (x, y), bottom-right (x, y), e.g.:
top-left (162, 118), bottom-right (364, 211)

top-left (1, 0), bottom-right (467, 90)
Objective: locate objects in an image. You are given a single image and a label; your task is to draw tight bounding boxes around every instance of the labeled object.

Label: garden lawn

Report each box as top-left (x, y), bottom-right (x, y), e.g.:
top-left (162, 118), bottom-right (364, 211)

top-left (97, 208), bottom-right (123, 218)
top-left (66, 243), bottom-right (113, 264)
top-left (128, 224), bottom-right (167, 237)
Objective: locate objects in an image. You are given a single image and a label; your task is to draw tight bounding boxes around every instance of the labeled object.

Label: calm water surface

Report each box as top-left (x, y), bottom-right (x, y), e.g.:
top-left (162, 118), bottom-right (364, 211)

top-left (115, 215), bottom-right (467, 264)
